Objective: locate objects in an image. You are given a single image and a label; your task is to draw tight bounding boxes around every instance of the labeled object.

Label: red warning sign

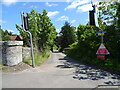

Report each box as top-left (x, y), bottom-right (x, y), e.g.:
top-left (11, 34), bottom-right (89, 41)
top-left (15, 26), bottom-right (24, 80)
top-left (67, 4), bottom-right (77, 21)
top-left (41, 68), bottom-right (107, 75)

top-left (97, 55), bottom-right (105, 60)
top-left (96, 43), bottom-right (110, 55)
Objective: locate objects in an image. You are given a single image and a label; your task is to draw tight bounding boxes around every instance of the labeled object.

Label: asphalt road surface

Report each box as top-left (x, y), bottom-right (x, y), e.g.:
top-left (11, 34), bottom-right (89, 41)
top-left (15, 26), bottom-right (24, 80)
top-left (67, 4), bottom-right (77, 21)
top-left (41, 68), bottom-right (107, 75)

top-left (2, 51), bottom-right (120, 89)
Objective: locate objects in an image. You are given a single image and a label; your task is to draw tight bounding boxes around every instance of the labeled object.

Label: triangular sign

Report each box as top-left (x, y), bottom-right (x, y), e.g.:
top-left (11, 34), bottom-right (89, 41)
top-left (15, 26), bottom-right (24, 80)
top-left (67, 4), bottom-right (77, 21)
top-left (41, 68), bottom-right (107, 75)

top-left (96, 43), bottom-right (110, 55)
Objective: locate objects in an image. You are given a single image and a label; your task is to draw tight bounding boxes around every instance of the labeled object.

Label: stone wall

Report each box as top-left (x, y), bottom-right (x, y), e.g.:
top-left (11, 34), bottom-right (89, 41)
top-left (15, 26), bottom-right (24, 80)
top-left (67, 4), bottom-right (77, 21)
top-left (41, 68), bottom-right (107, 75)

top-left (0, 41), bottom-right (23, 66)
top-left (22, 47), bottom-right (31, 60)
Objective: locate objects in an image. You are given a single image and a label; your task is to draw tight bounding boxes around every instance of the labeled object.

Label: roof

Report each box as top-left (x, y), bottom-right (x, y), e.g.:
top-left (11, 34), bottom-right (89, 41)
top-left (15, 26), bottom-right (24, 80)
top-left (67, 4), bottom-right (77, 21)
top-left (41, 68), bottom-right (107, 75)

top-left (10, 35), bottom-right (23, 40)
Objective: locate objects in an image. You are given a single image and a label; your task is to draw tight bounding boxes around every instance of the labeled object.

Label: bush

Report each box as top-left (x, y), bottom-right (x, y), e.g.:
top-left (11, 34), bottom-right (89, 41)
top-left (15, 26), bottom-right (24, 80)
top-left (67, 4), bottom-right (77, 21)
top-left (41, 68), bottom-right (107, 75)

top-left (65, 24), bottom-right (120, 73)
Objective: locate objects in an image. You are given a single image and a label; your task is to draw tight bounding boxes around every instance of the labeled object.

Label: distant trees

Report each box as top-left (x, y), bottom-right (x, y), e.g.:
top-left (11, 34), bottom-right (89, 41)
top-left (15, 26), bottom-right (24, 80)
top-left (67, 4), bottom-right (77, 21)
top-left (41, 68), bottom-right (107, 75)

top-left (0, 25), bottom-right (14, 41)
top-left (59, 21), bottom-right (77, 51)
top-left (16, 10), bottom-right (57, 53)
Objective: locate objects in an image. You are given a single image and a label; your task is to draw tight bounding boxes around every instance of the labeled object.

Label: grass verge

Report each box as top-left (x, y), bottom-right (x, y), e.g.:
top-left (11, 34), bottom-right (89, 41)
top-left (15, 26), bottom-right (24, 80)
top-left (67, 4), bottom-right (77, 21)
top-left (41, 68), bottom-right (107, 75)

top-left (24, 50), bottom-right (51, 66)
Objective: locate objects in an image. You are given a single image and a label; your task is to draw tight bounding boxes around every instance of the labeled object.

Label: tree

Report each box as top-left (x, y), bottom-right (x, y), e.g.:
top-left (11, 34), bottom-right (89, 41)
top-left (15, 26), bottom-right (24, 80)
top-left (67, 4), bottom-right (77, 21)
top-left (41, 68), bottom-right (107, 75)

top-left (59, 21), bottom-right (77, 51)
top-left (97, 1), bottom-right (120, 26)
top-left (35, 10), bottom-right (57, 52)
top-left (16, 10), bottom-right (57, 53)
top-left (16, 24), bottom-right (29, 46)
top-left (0, 26), bottom-right (13, 41)
top-left (97, 1), bottom-right (120, 60)
top-left (65, 24), bottom-right (99, 62)
top-left (77, 25), bottom-right (99, 57)
top-left (116, 3), bottom-right (120, 28)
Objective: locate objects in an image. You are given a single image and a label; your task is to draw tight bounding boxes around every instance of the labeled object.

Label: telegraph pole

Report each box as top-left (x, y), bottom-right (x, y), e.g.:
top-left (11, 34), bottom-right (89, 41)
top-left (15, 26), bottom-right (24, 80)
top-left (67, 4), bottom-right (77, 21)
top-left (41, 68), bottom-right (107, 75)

top-left (21, 12), bottom-right (35, 68)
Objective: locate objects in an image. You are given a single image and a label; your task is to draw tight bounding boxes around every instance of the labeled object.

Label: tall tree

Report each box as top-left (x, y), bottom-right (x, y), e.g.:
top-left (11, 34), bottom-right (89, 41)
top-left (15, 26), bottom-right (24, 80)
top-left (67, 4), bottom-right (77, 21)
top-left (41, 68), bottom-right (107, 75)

top-left (36, 10), bottom-right (57, 52)
top-left (97, 1), bottom-right (119, 26)
top-left (16, 10), bottom-right (57, 53)
top-left (116, 3), bottom-right (120, 28)
top-left (59, 21), bottom-right (77, 51)
top-left (97, 1), bottom-right (120, 60)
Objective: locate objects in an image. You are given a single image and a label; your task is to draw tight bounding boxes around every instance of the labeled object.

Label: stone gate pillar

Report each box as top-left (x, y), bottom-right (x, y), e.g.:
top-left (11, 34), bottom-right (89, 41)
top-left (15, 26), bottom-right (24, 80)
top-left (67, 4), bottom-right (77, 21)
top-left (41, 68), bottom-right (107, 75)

top-left (0, 41), bottom-right (23, 66)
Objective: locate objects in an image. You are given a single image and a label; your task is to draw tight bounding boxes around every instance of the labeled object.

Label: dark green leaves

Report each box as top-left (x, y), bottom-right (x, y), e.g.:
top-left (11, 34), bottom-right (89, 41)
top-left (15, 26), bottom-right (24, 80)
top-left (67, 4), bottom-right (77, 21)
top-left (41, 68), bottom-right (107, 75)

top-left (59, 21), bottom-right (77, 51)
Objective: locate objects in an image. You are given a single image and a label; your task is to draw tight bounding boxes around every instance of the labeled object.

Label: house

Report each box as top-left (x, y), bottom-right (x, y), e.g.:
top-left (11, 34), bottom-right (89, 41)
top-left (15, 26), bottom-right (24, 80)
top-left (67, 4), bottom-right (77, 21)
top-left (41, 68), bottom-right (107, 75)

top-left (10, 35), bottom-right (23, 41)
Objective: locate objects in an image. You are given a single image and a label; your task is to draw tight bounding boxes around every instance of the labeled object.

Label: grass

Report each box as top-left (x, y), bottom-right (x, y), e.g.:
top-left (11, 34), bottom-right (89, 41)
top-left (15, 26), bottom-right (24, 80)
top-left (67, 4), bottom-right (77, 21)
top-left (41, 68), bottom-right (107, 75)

top-left (24, 57), bottom-right (32, 65)
top-left (1, 50), bottom-right (51, 71)
top-left (0, 64), bottom-right (8, 71)
top-left (2, 66), bottom-right (8, 70)
top-left (24, 50), bottom-right (51, 66)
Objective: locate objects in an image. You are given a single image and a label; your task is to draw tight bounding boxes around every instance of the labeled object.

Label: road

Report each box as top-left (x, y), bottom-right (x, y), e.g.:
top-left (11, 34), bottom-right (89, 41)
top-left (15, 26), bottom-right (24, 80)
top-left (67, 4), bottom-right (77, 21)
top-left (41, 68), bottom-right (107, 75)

top-left (2, 51), bottom-right (120, 89)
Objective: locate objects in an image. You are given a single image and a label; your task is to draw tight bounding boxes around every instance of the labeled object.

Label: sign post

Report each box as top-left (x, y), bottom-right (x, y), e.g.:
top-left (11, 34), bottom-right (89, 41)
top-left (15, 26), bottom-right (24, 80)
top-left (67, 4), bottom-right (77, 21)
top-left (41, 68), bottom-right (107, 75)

top-left (96, 27), bottom-right (110, 60)
top-left (96, 31), bottom-right (107, 43)
top-left (21, 12), bottom-right (35, 68)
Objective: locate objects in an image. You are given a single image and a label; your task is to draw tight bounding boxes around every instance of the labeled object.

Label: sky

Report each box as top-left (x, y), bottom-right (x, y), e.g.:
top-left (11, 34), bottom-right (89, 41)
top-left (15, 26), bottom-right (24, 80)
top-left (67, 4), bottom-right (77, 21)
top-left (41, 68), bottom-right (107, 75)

top-left (0, 0), bottom-right (111, 34)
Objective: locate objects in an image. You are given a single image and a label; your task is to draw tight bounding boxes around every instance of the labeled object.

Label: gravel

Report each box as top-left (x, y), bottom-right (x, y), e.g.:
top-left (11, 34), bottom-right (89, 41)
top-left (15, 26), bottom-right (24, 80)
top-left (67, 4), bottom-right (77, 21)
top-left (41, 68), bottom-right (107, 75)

top-left (2, 62), bottom-right (32, 73)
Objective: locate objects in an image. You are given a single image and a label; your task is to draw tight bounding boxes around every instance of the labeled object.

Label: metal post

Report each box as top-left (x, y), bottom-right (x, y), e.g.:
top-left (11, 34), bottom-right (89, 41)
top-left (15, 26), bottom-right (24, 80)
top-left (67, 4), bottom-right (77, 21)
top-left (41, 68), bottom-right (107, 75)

top-left (27, 31), bottom-right (35, 68)
top-left (21, 12), bottom-right (35, 68)
top-left (96, 26), bottom-right (104, 43)
top-left (101, 35), bottom-right (104, 43)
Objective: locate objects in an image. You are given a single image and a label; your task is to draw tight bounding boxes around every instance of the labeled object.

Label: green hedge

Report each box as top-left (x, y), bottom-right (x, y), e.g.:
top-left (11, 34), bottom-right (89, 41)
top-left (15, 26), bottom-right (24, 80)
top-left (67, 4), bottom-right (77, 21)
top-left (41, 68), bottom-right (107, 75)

top-left (65, 25), bottom-right (120, 73)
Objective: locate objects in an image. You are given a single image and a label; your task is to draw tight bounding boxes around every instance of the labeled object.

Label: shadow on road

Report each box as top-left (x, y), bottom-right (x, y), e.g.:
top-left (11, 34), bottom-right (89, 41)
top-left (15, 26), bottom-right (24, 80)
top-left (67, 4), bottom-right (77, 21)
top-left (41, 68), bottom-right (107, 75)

top-left (56, 55), bottom-right (120, 87)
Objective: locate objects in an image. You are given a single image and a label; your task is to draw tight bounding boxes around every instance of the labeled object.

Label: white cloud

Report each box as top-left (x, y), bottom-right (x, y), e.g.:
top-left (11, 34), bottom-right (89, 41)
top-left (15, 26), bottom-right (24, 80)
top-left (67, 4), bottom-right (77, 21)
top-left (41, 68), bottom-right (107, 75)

top-left (71, 19), bottom-right (76, 23)
top-left (56, 28), bottom-right (61, 33)
top-left (77, 3), bottom-right (93, 12)
top-left (77, 2), bottom-right (98, 12)
top-left (47, 11), bottom-right (59, 18)
top-left (1, 0), bottom-right (18, 6)
top-left (30, 5), bottom-right (38, 9)
top-left (45, 2), bottom-right (58, 7)
top-left (0, 20), bottom-right (6, 24)
top-left (22, 2), bottom-right (28, 6)
top-left (7, 29), bottom-right (14, 33)
top-left (65, 0), bottom-right (99, 11)
top-left (65, 0), bottom-right (90, 10)
top-left (57, 16), bottom-right (69, 21)
top-left (66, 0), bottom-right (74, 3)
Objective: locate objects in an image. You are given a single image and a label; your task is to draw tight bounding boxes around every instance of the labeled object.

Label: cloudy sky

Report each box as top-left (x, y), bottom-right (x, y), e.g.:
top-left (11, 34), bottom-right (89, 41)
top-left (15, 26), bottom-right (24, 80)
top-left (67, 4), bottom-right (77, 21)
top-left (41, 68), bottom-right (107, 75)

top-left (1, 0), bottom-right (102, 34)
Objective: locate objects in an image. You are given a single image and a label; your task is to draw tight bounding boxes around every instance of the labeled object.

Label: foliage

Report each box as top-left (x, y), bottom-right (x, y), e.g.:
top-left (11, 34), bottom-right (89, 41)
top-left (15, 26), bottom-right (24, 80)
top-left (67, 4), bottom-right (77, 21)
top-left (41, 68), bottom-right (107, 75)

top-left (59, 21), bottom-right (77, 51)
top-left (2, 66), bottom-right (8, 70)
top-left (16, 10), bottom-right (57, 53)
top-left (66, 25), bottom-right (99, 60)
top-left (65, 1), bottom-right (120, 72)
top-left (97, 1), bottom-right (120, 32)
top-left (24, 51), bottom-right (51, 66)
top-left (98, 1), bottom-right (120, 61)
top-left (16, 24), bottom-right (29, 46)
top-left (0, 26), bottom-right (14, 41)
top-left (24, 57), bottom-right (31, 65)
